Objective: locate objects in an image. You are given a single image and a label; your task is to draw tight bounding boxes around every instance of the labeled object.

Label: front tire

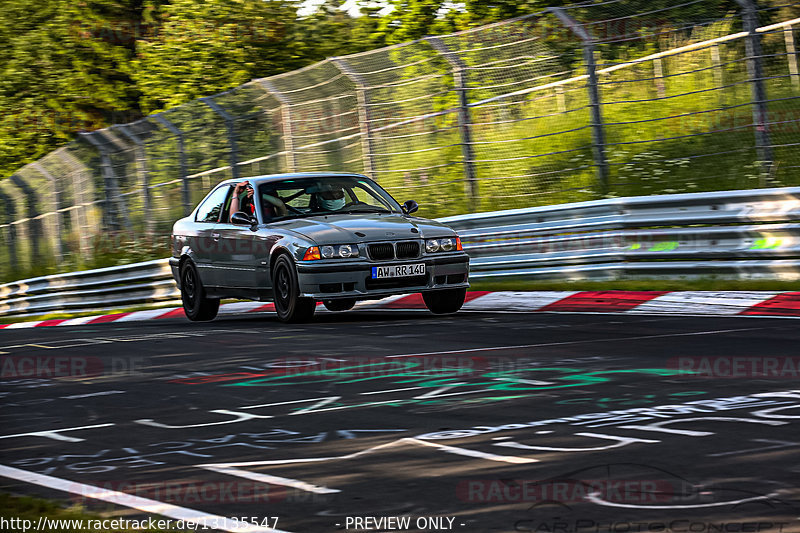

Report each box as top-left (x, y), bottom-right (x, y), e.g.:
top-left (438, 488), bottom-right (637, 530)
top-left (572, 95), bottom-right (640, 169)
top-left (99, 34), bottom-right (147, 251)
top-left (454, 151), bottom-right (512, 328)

top-left (272, 254), bottom-right (316, 323)
top-left (322, 298), bottom-right (356, 312)
top-left (422, 288), bottom-right (466, 314)
top-left (180, 261), bottom-right (220, 321)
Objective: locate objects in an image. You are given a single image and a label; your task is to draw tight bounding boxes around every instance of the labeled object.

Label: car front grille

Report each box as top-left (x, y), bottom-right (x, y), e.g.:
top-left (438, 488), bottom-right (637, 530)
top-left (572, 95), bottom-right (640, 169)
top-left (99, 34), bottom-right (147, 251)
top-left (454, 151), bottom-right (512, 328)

top-left (367, 243), bottom-right (394, 260)
top-left (395, 241), bottom-right (420, 259)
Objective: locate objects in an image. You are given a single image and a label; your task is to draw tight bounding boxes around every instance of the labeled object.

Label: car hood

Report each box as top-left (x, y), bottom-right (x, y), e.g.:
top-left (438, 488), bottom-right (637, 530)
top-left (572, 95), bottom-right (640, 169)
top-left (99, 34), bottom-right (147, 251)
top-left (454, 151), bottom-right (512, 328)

top-left (266, 213), bottom-right (457, 244)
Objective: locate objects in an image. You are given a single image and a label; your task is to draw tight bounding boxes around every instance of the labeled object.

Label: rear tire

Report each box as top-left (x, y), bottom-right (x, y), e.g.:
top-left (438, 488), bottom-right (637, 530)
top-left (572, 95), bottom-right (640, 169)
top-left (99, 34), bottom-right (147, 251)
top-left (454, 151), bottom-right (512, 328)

top-left (180, 261), bottom-right (220, 321)
top-left (422, 287), bottom-right (466, 314)
top-left (272, 254), bottom-right (316, 323)
top-left (322, 298), bottom-right (356, 312)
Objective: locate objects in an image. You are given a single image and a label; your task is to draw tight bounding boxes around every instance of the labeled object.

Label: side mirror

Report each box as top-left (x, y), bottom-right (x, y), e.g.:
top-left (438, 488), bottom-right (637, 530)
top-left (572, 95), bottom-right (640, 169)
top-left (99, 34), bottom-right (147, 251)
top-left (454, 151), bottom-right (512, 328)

top-left (231, 212), bottom-right (256, 226)
top-left (402, 200), bottom-right (419, 215)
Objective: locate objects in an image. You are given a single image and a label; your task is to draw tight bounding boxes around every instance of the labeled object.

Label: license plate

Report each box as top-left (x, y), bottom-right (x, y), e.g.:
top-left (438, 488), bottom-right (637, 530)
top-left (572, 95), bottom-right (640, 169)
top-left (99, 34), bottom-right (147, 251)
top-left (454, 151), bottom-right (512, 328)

top-left (371, 263), bottom-right (426, 278)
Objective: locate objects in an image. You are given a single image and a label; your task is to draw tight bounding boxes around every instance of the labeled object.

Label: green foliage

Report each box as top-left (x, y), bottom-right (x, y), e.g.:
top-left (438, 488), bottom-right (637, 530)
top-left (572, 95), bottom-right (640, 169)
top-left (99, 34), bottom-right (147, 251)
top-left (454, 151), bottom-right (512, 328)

top-left (132, 0), bottom-right (301, 113)
top-left (0, 492), bottom-right (185, 532)
top-left (0, 0), bottom-right (141, 177)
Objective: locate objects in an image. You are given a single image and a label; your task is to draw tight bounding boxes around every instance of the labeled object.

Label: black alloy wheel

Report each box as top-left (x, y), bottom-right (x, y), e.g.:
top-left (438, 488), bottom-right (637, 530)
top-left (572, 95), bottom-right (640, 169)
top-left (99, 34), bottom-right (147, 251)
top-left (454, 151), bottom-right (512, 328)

top-left (272, 254), bottom-right (316, 323)
top-left (180, 261), bottom-right (220, 321)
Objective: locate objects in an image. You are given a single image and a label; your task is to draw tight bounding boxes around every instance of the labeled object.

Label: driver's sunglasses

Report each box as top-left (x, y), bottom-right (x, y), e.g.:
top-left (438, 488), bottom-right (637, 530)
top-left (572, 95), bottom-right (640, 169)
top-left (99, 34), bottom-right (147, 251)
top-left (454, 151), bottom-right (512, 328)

top-left (320, 190), bottom-right (344, 200)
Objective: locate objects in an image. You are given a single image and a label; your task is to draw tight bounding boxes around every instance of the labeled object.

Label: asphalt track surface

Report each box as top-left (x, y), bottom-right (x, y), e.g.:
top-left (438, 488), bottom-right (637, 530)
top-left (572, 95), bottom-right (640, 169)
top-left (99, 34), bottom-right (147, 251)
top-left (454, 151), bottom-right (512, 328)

top-left (1, 309), bottom-right (799, 533)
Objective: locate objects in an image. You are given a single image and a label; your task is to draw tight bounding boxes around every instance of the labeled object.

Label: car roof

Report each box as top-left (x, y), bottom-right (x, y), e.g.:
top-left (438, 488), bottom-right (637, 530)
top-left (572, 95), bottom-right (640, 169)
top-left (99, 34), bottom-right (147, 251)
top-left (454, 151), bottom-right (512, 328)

top-left (217, 172), bottom-right (370, 187)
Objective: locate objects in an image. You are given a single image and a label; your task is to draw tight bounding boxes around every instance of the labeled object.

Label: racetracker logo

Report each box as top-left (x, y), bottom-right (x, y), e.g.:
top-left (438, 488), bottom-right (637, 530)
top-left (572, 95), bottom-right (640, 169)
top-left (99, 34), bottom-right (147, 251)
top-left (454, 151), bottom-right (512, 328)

top-left (69, 480), bottom-right (286, 504)
top-left (0, 356), bottom-right (146, 379)
top-left (0, 356), bottom-right (104, 378)
top-left (668, 356), bottom-right (800, 379)
top-left (458, 479), bottom-right (674, 504)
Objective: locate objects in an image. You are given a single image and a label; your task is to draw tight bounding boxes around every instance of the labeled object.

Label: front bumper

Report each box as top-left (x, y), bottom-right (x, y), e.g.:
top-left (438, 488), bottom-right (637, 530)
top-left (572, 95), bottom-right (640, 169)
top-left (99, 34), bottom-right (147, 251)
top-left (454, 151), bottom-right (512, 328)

top-left (296, 253), bottom-right (469, 300)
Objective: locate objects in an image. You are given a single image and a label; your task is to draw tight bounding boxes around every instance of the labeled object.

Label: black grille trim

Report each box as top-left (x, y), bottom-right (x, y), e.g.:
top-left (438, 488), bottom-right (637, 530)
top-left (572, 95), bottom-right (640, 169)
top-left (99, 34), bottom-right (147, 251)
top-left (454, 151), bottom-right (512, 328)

top-left (367, 243), bottom-right (394, 260)
top-left (395, 241), bottom-right (420, 259)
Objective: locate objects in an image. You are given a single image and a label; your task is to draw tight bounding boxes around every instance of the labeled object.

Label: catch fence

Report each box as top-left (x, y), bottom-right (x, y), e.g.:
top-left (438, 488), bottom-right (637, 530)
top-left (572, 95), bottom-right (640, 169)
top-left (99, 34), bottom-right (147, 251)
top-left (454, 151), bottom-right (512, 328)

top-left (2, 0), bottom-right (800, 281)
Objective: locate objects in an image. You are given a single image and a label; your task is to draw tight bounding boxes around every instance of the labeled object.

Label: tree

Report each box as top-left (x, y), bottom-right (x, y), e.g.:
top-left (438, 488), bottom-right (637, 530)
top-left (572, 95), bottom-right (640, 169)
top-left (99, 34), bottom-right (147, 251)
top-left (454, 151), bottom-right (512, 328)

top-left (0, 0), bottom-right (144, 176)
top-left (131, 0), bottom-right (302, 113)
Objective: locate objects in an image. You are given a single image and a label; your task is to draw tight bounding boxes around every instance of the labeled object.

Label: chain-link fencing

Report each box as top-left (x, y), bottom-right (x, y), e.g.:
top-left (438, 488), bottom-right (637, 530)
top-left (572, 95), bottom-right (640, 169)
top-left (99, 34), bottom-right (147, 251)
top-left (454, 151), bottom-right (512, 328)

top-left (2, 0), bottom-right (799, 281)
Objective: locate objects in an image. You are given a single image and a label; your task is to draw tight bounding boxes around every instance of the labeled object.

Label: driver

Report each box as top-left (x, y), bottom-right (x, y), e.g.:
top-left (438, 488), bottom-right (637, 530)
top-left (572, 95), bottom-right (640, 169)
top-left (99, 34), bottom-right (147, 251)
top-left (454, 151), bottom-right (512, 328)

top-left (312, 183), bottom-right (347, 211)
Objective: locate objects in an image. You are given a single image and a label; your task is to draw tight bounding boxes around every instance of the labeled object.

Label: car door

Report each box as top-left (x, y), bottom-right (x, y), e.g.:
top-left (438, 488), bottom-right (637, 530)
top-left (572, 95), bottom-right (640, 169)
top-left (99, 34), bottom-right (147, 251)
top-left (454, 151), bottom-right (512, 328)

top-left (213, 196), bottom-right (261, 290)
top-left (190, 185), bottom-right (231, 287)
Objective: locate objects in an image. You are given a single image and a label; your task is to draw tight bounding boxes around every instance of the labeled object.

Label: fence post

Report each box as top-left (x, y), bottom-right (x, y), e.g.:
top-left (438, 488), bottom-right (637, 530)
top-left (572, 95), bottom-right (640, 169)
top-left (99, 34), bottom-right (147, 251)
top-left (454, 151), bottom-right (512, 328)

top-left (259, 79), bottom-right (298, 172)
top-left (653, 58), bottom-right (666, 98)
top-left (30, 162), bottom-right (65, 262)
top-left (56, 148), bottom-right (96, 256)
top-left (735, 0), bottom-right (774, 177)
top-left (331, 57), bottom-right (377, 178)
top-left (152, 114), bottom-right (192, 215)
top-left (710, 45), bottom-right (725, 106)
top-left (114, 123), bottom-right (154, 235)
top-left (555, 85), bottom-right (566, 112)
top-left (79, 131), bottom-right (129, 231)
top-left (9, 173), bottom-right (42, 262)
top-left (427, 36), bottom-right (479, 212)
top-left (785, 24), bottom-right (800, 91)
top-left (0, 188), bottom-right (19, 274)
top-left (200, 97), bottom-right (240, 181)
top-left (548, 7), bottom-right (609, 197)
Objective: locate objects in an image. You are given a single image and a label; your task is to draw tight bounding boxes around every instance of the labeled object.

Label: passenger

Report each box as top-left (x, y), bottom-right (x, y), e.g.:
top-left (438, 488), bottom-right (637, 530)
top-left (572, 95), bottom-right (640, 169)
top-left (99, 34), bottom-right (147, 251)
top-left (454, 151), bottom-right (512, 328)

top-left (229, 181), bottom-right (254, 220)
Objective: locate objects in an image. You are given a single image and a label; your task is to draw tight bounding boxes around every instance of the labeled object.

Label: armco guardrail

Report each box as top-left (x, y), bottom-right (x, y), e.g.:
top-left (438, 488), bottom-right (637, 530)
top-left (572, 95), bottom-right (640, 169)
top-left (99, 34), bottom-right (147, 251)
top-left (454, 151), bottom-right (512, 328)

top-left (1, 187), bottom-right (799, 317)
top-left (0, 259), bottom-right (178, 318)
top-left (443, 187), bottom-right (800, 281)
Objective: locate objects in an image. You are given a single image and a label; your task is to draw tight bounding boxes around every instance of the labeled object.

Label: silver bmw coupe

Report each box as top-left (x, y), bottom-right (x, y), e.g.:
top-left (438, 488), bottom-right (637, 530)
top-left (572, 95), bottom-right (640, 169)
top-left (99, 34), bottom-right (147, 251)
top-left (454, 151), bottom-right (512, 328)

top-left (170, 173), bottom-right (470, 322)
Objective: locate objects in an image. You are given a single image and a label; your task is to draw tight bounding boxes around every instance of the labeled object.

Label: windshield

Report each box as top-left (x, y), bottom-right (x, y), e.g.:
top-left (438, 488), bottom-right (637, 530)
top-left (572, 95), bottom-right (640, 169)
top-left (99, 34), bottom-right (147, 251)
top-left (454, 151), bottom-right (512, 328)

top-left (257, 176), bottom-right (403, 221)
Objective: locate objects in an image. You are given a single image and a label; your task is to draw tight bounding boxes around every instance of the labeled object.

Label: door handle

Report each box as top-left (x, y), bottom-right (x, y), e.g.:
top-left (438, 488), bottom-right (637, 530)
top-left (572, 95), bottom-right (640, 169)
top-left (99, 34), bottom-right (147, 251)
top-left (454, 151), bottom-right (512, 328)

top-left (212, 233), bottom-right (220, 241)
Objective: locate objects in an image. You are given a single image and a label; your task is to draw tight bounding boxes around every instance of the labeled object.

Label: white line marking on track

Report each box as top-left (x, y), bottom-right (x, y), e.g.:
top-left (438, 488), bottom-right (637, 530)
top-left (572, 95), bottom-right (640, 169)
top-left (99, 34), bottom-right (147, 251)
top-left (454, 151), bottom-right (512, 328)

top-left (239, 397), bottom-right (340, 410)
top-left (0, 465), bottom-right (292, 533)
top-left (202, 437), bottom-right (534, 468)
top-left (384, 327), bottom-right (769, 358)
top-left (707, 438), bottom-right (800, 457)
top-left (585, 489), bottom-right (778, 509)
top-left (0, 423), bottom-right (115, 442)
top-left (202, 465), bottom-right (340, 494)
top-left (405, 438), bottom-right (538, 463)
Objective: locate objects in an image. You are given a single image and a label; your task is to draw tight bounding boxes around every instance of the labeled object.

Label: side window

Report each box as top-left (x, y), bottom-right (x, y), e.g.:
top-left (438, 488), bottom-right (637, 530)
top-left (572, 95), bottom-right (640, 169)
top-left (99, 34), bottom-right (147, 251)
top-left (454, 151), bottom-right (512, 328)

top-left (195, 186), bottom-right (231, 223)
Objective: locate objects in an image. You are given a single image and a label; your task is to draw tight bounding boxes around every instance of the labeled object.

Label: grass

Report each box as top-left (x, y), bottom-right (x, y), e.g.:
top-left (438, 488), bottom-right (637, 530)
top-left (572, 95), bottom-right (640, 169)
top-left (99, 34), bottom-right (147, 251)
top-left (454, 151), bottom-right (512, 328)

top-left (0, 492), bottom-right (187, 533)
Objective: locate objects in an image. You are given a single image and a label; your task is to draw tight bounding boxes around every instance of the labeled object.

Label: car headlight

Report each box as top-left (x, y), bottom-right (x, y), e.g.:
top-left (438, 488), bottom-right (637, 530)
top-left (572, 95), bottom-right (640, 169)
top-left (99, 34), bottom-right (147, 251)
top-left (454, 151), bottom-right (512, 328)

top-left (306, 244), bottom-right (359, 260)
top-left (426, 237), bottom-right (462, 253)
top-left (339, 244), bottom-right (358, 258)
